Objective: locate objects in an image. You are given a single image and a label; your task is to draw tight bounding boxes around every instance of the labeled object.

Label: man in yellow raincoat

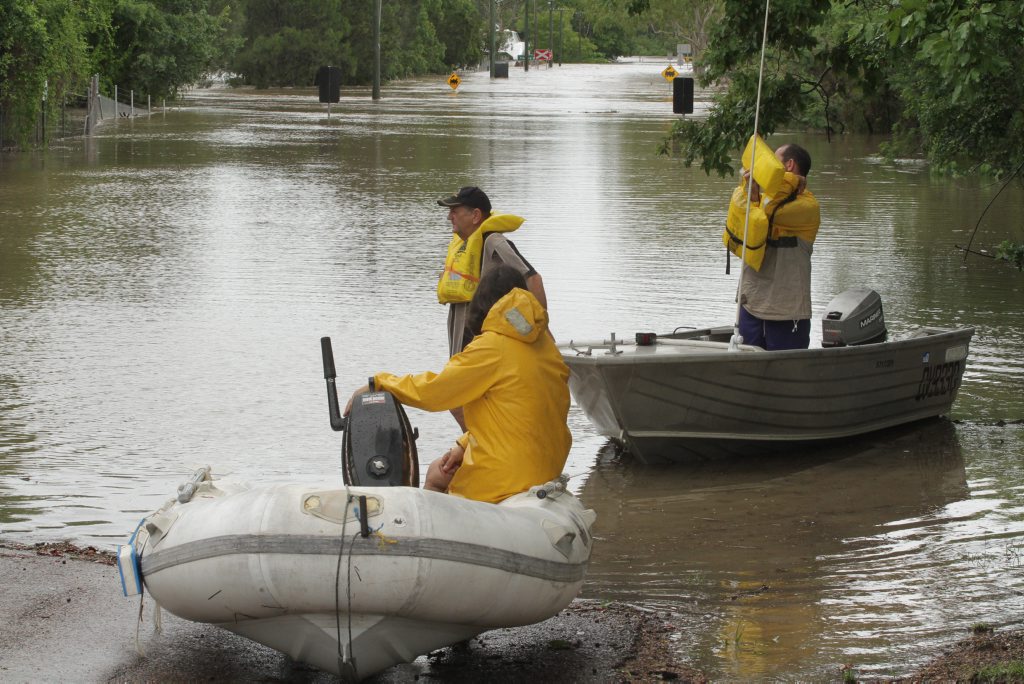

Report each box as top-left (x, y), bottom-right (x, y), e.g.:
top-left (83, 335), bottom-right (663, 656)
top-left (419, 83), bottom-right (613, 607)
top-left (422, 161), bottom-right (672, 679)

top-left (732, 143), bottom-right (820, 350)
top-left (347, 266), bottom-right (570, 504)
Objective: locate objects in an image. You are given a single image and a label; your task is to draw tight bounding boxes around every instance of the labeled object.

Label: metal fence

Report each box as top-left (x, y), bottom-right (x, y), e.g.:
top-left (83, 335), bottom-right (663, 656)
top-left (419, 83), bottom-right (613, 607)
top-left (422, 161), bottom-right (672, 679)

top-left (85, 74), bottom-right (152, 136)
top-left (0, 74), bottom-right (156, 148)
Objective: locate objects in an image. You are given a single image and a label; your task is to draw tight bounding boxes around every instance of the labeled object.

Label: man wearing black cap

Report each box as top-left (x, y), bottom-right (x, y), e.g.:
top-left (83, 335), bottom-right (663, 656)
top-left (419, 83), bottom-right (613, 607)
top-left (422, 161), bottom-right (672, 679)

top-left (436, 186), bottom-right (547, 357)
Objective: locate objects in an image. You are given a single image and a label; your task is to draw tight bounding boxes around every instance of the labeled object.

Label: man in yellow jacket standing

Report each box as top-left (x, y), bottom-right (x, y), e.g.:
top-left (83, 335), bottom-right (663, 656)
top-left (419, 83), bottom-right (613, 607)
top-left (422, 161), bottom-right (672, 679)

top-left (732, 143), bottom-right (821, 350)
top-left (347, 266), bottom-right (570, 504)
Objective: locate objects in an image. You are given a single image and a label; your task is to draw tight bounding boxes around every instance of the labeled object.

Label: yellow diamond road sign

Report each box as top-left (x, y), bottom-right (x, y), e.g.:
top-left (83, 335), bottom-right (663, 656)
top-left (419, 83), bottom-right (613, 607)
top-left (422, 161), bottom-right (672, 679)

top-left (661, 65), bottom-right (678, 82)
top-left (447, 72), bottom-right (461, 90)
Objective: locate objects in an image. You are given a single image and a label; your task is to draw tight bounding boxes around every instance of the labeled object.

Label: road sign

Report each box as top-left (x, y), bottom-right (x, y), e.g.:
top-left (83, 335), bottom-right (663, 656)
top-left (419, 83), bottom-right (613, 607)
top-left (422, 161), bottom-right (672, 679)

top-left (534, 49), bottom-right (552, 62)
top-left (661, 65), bottom-right (678, 82)
top-left (315, 65), bottom-right (341, 103)
top-left (447, 72), bottom-right (461, 90)
top-left (673, 77), bottom-right (694, 114)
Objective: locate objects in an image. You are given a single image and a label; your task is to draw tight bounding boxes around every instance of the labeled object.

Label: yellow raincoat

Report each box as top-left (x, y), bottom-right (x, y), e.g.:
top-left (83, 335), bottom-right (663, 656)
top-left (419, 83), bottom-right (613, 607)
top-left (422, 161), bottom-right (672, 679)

top-left (374, 288), bottom-right (571, 503)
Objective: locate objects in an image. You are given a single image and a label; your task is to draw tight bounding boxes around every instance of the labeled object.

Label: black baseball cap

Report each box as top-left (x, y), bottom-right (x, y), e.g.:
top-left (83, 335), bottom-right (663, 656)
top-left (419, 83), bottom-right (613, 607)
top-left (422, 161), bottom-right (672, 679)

top-left (437, 186), bottom-right (492, 214)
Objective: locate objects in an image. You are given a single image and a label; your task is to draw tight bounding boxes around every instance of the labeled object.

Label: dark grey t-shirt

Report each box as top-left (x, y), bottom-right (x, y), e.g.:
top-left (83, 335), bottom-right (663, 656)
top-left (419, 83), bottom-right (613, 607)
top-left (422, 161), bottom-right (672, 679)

top-left (446, 233), bottom-right (536, 356)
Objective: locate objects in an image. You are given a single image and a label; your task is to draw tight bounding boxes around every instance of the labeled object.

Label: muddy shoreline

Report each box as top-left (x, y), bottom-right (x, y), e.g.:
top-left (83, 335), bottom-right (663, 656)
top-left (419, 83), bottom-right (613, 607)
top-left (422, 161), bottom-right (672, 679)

top-left (0, 540), bottom-right (703, 682)
top-left (2, 540), bottom-right (1022, 682)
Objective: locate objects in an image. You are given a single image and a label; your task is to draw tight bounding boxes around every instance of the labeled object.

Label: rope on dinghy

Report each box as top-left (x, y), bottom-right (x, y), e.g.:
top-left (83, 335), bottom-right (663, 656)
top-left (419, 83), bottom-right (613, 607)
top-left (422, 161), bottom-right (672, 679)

top-left (134, 592), bottom-right (146, 656)
top-left (335, 486), bottom-right (360, 682)
top-left (132, 593), bottom-right (164, 657)
top-left (124, 515), bottom-right (163, 656)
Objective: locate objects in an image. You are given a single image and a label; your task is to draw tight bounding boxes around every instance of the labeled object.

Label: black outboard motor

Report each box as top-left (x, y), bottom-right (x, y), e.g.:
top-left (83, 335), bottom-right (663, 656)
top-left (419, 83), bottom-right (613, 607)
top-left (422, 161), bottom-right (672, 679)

top-left (321, 337), bottom-right (419, 487)
top-left (821, 287), bottom-right (888, 347)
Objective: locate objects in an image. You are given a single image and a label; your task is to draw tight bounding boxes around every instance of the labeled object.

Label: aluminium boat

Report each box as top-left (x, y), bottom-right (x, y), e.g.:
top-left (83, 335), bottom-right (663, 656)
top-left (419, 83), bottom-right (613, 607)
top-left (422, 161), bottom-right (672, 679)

top-left (559, 288), bottom-right (973, 463)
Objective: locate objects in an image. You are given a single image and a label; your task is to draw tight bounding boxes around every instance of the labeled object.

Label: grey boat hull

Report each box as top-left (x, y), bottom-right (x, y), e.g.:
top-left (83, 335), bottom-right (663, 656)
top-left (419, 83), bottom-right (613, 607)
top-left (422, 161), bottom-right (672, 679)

top-left (560, 326), bottom-right (973, 463)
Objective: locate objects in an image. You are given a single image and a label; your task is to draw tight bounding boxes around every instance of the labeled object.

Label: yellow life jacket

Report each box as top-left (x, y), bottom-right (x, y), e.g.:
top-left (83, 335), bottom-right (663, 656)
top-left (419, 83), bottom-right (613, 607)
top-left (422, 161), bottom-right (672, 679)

top-left (723, 171), bottom-right (808, 272)
top-left (742, 134), bottom-right (785, 197)
top-left (437, 213), bottom-right (524, 304)
top-left (724, 186), bottom-right (770, 271)
top-left (722, 135), bottom-right (786, 272)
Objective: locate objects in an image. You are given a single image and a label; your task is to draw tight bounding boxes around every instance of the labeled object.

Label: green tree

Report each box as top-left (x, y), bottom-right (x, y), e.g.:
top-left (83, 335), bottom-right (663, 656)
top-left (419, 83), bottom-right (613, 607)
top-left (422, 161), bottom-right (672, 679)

top-left (879, 0), bottom-right (1024, 177)
top-left (532, 0), bottom-right (722, 62)
top-left (659, 0), bottom-right (829, 177)
top-left (232, 0), bottom-right (461, 87)
top-left (506, 0), bottom-right (601, 63)
top-left (627, 0), bottom-right (722, 60)
top-left (378, 0), bottom-right (448, 78)
top-left (995, 240), bottom-right (1024, 270)
top-left (662, 0), bottom-right (1024, 180)
top-left (571, 0), bottom-right (639, 58)
top-left (234, 0), bottom-right (351, 87)
top-left (428, 0), bottom-right (483, 68)
top-left (0, 0), bottom-right (108, 146)
top-left (94, 0), bottom-right (237, 98)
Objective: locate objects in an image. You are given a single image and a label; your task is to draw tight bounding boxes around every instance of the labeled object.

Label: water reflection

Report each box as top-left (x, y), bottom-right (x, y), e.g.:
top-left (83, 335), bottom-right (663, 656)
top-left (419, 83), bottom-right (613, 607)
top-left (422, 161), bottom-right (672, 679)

top-left (577, 420), bottom-right (1024, 678)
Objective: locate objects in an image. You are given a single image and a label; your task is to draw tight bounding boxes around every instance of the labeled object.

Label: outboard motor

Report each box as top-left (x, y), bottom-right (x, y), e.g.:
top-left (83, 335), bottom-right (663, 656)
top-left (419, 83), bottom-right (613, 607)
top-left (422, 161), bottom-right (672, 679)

top-left (321, 337), bottom-right (419, 487)
top-left (821, 287), bottom-right (888, 347)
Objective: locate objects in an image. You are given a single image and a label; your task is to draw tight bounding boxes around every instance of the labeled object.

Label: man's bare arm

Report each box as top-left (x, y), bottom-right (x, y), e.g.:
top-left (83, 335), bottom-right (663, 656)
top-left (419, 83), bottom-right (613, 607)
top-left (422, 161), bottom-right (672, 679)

top-left (526, 273), bottom-right (547, 309)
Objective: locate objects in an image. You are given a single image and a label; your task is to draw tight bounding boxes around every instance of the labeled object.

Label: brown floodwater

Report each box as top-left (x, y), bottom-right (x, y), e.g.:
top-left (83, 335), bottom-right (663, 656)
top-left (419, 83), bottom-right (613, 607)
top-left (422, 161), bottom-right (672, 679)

top-left (1, 60), bottom-right (1022, 679)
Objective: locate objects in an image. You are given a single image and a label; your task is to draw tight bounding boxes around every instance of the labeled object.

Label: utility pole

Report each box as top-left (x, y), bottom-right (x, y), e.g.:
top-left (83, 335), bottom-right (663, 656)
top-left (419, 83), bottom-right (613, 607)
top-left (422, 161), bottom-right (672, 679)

top-left (524, 0), bottom-right (530, 72)
top-left (372, 0), bottom-right (381, 99)
top-left (558, 8), bottom-right (565, 66)
top-left (548, 2), bottom-right (553, 68)
top-left (534, 0), bottom-right (539, 65)
top-left (489, 0), bottom-right (496, 78)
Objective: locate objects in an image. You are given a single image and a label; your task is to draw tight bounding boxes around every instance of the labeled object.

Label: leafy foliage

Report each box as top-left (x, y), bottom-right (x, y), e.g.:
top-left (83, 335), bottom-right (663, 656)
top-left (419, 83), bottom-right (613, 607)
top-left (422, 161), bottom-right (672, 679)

top-left (2, 0), bottom-right (732, 146)
top-left (234, 0), bottom-right (351, 87)
top-left (0, 0), bottom-right (107, 146)
top-left (430, 0), bottom-right (485, 68)
top-left (564, 0), bottom-right (721, 60)
top-left (656, 64), bottom-right (802, 177)
top-left (1, 0), bottom-right (233, 146)
top-left (660, 0), bottom-right (830, 177)
top-left (94, 0), bottom-right (237, 98)
top-left (995, 241), bottom-right (1024, 271)
top-left (879, 0), bottom-right (1024, 178)
top-left (699, 0), bottom-right (829, 81)
top-left (663, 0), bottom-right (1024, 181)
top-left (233, 0), bottom-right (473, 87)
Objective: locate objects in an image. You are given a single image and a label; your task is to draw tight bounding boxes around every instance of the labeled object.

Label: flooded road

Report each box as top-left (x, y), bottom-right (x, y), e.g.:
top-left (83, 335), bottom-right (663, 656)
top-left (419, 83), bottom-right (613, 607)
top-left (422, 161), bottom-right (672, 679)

top-left (583, 421), bottom-right (1024, 679)
top-left (1, 61), bottom-right (1023, 679)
